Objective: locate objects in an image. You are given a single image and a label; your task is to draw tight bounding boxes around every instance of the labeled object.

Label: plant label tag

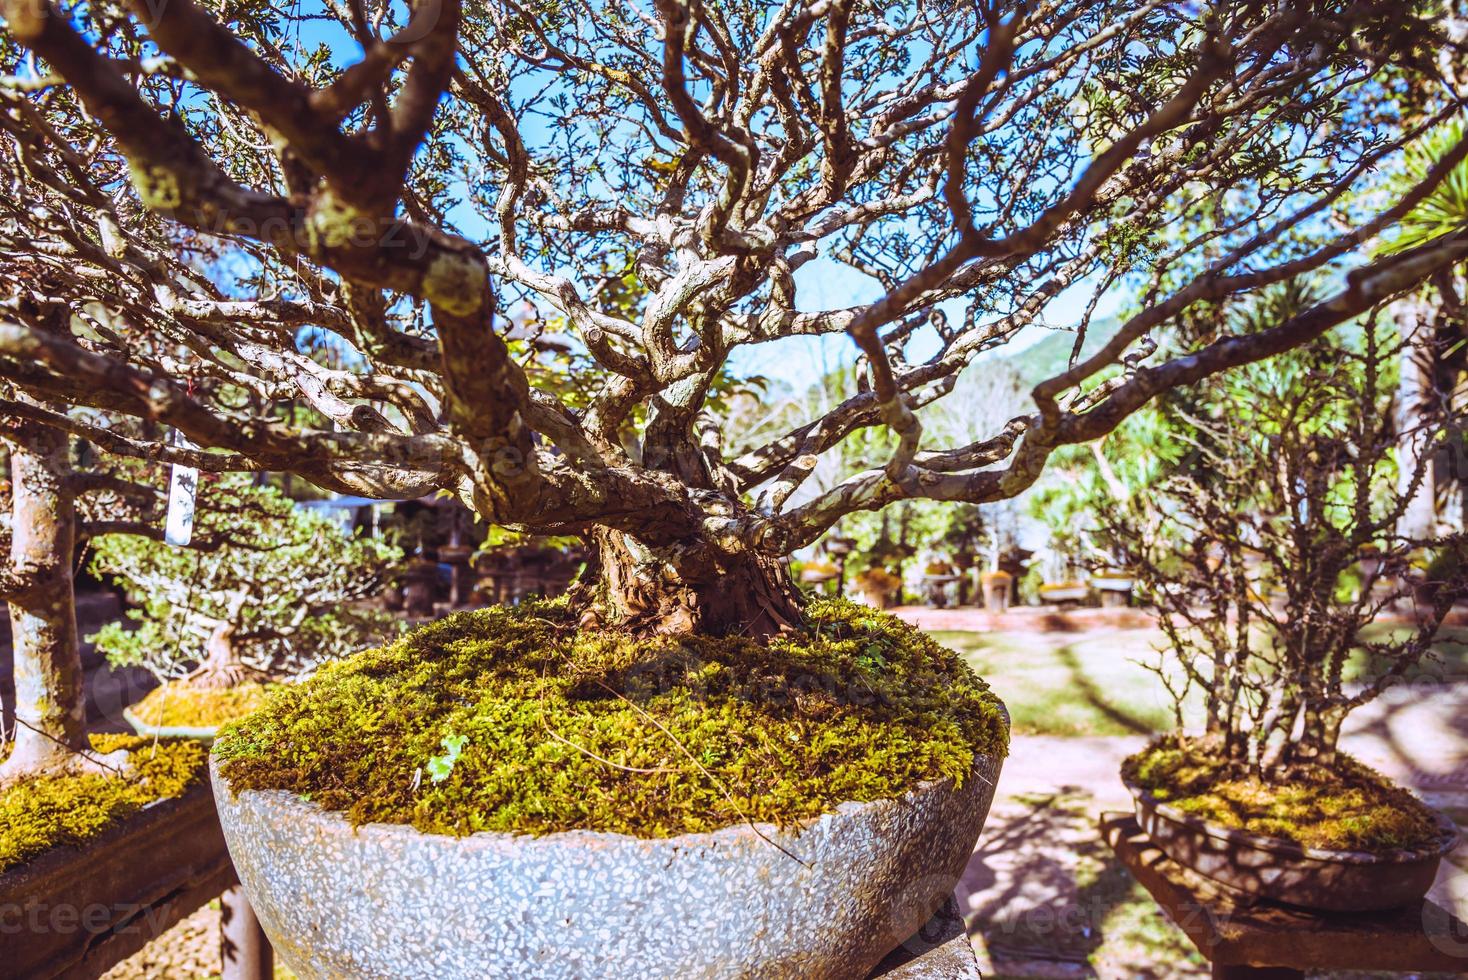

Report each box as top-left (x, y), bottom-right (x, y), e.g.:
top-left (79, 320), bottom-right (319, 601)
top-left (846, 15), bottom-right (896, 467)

top-left (164, 435), bottom-right (198, 547)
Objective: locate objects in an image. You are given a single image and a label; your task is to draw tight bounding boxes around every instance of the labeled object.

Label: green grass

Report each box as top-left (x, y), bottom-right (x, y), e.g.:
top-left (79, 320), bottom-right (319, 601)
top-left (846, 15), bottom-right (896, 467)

top-left (935, 629), bottom-right (1186, 737)
top-left (939, 624), bottom-right (1468, 739)
top-left (1347, 624), bottom-right (1468, 683)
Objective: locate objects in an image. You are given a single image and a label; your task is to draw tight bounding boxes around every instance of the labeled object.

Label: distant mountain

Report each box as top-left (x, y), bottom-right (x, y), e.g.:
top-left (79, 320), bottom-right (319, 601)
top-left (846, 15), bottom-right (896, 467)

top-left (999, 316), bottom-right (1122, 388)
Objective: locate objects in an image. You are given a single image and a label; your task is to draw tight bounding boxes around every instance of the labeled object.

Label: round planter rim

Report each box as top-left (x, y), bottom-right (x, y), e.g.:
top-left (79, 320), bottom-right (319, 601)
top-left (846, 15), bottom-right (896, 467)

top-left (213, 742), bottom-right (1007, 851)
top-left (123, 705), bottom-right (221, 742)
top-left (1122, 775), bottom-right (1459, 865)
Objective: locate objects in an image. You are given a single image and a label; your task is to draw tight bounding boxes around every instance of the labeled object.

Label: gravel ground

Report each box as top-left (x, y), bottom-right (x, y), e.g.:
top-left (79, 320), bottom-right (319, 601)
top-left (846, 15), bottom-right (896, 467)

top-left (101, 903), bottom-right (224, 980)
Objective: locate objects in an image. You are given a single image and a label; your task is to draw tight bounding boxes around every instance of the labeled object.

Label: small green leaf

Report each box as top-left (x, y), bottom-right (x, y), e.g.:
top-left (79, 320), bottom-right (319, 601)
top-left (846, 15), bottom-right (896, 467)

top-left (427, 733), bottom-right (468, 783)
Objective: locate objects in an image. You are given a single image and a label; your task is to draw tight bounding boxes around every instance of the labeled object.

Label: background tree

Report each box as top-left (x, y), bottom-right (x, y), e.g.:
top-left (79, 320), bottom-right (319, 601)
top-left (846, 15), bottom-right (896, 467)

top-left (0, 417), bottom-right (249, 779)
top-left (1103, 310), bottom-right (1467, 774)
top-left (1378, 116), bottom-right (1468, 537)
top-left (0, 0), bottom-right (1465, 642)
top-left (89, 474), bottom-right (400, 689)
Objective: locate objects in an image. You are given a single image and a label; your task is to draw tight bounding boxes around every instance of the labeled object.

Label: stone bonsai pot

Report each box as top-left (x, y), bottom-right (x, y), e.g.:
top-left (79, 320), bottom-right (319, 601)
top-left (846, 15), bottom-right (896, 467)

top-left (1123, 775), bottom-right (1458, 912)
top-left (852, 567), bottom-right (902, 609)
top-left (122, 680), bottom-right (276, 742)
top-left (1038, 580), bottom-right (1088, 604)
top-left (213, 749), bottom-right (1003, 979)
top-left (123, 704), bottom-right (226, 742)
top-left (207, 599), bottom-right (1008, 979)
top-left (1088, 572), bottom-right (1133, 608)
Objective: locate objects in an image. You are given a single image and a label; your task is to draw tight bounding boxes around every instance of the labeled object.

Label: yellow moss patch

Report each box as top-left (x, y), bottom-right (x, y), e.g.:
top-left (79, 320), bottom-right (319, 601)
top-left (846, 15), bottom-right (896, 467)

top-left (216, 597), bottom-right (1009, 839)
top-left (132, 681), bottom-right (277, 729)
top-left (0, 735), bottom-right (210, 873)
top-left (1123, 737), bottom-right (1443, 852)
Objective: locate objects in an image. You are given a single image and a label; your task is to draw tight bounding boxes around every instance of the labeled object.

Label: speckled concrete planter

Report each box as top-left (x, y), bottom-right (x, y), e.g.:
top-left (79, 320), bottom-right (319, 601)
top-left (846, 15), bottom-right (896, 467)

top-left (212, 747), bottom-right (1003, 979)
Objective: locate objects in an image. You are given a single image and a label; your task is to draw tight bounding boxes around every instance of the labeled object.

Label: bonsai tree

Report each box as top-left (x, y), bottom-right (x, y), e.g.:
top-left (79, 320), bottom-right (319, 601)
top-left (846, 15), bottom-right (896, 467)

top-left (0, 1), bottom-right (1462, 643)
top-left (0, 411), bottom-right (254, 779)
top-left (89, 474), bottom-right (400, 694)
top-left (1107, 310), bottom-right (1466, 848)
top-left (0, 1), bottom-right (1463, 968)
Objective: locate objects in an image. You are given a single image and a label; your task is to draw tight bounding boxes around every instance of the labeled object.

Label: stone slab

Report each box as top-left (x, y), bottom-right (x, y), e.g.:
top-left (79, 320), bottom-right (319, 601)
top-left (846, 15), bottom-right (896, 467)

top-left (868, 895), bottom-right (981, 979)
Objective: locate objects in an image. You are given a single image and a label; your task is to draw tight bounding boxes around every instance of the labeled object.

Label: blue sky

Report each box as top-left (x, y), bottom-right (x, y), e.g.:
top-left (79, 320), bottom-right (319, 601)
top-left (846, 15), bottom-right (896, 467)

top-left (726, 255), bottom-right (1123, 389)
top-left (81, 2), bottom-right (1126, 395)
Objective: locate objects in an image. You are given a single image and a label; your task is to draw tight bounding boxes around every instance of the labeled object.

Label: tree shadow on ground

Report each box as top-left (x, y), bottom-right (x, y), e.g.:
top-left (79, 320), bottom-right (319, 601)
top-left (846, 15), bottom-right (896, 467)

top-left (960, 788), bottom-right (1205, 979)
top-left (1054, 644), bottom-right (1158, 736)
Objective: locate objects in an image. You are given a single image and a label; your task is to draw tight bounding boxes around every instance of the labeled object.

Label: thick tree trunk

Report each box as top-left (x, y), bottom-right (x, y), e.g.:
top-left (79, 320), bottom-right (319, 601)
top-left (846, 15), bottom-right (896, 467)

top-left (586, 528), bottom-right (804, 637)
top-left (184, 620), bottom-right (269, 689)
top-left (0, 429), bottom-right (88, 779)
top-left (184, 593), bottom-right (267, 689)
top-left (1284, 701), bottom-right (1345, 770)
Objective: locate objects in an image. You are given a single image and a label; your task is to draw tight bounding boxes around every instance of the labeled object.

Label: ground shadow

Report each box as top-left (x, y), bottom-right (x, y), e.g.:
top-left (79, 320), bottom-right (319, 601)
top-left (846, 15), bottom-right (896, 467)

top-left (1054, 643), bottom-right (1157, 736)
top-left (960, 788), bottom-right (1204, 978)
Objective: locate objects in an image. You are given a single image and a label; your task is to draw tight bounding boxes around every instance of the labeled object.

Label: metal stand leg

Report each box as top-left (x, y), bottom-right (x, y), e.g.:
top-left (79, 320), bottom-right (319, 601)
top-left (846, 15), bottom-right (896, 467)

top-left (220, 885), bottom-right (274, 980)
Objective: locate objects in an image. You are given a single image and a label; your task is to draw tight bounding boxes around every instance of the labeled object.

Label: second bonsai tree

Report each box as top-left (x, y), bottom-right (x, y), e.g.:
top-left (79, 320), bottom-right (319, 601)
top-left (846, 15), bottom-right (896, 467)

top-left (90, 476), bottom-right (401, 734)
top-left (1105, 309), bottom-right (1464, 909)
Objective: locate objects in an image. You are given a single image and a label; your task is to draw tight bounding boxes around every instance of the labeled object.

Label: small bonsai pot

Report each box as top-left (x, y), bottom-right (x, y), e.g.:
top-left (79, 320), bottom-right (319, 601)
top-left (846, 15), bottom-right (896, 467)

top-left (979, 570), bottom-right (1012, 613)
top-left (1089, 573), bottom-right (1134, 608)
top-left (213, 746), bottom-right (1005, 979)
top-left (853, 569), bottom-right (902, 609)
top-left (1038, 581), bottom-right (1088, 604)
top-left (122, 681), bottom-right (276, 743)
top-left (1123, 776), bottom-right (1459, 912)
top-left (798, 561), bottom-right (840, 585)
top-left (123, 706), bottom-right (221, 742)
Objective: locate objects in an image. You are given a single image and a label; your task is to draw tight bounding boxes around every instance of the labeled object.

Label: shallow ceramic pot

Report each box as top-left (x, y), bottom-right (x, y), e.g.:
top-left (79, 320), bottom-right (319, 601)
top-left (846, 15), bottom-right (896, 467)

top-left (123, 705), bottom-right (220, 742)
top-left (1125, 778), bottom-right (1459, 912)
top-left (212, 746), bottom-right (1004, 980)
top-left (1038, 583), bottom-right (1088, 603)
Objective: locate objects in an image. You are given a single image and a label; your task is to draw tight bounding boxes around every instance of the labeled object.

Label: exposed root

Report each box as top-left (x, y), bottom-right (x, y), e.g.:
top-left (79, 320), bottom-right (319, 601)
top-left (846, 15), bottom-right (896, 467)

top-left (586, 528), bottom-right (806, 640)
top-left (0, 739), bottom-right (131, 789)
top-left (182, 621), bottom-right (271, 690)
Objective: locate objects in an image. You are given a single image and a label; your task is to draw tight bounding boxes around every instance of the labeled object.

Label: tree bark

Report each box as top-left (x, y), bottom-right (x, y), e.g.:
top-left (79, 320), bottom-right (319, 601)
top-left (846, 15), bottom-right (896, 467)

top-left (184, 620), bottom-right (269, 690)
top-left (586, 527), bottom-right (803, 638)
top-left (0, 427), bottom-right (88, 779)
top-left (1286, 701), bottom-right (1345, 770)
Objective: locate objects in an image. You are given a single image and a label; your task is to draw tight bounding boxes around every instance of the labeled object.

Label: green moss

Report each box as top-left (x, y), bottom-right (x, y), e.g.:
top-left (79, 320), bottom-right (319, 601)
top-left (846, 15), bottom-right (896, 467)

top-left (215, 597), bottom-right (1008, 838)
top-left (0, 735), bottom-right (210, 872)
top-left (132, 682), bottom-right (279, 728)
top-left (1123, 736), bottom-right (1443, 852)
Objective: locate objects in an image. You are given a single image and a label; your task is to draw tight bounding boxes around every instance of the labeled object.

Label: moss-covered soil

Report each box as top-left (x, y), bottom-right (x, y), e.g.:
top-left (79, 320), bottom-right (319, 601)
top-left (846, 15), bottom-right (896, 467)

top-left (215, 597), bottom-right (1008, 838)
top-left (0, 735), bottom-right (210, 873)
top-left (1123, 736), bottom-right (1444, 852)
top-left (132, 681), bottom-right (278, 728)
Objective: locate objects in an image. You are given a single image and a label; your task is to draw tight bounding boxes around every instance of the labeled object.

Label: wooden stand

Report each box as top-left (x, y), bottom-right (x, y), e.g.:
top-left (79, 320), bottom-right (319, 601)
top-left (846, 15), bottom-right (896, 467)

top-left (220, 884), bottom-right (273, 980)
top-left (1101, 812), bottom-right (1468, 979)
top-left (0, 780), bottom-right (274, 980)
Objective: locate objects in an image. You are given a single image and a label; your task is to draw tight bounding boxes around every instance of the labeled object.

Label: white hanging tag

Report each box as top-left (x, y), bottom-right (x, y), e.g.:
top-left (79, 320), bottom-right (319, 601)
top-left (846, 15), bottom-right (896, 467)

top-left (164, 432), bottom-right (199, 547)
